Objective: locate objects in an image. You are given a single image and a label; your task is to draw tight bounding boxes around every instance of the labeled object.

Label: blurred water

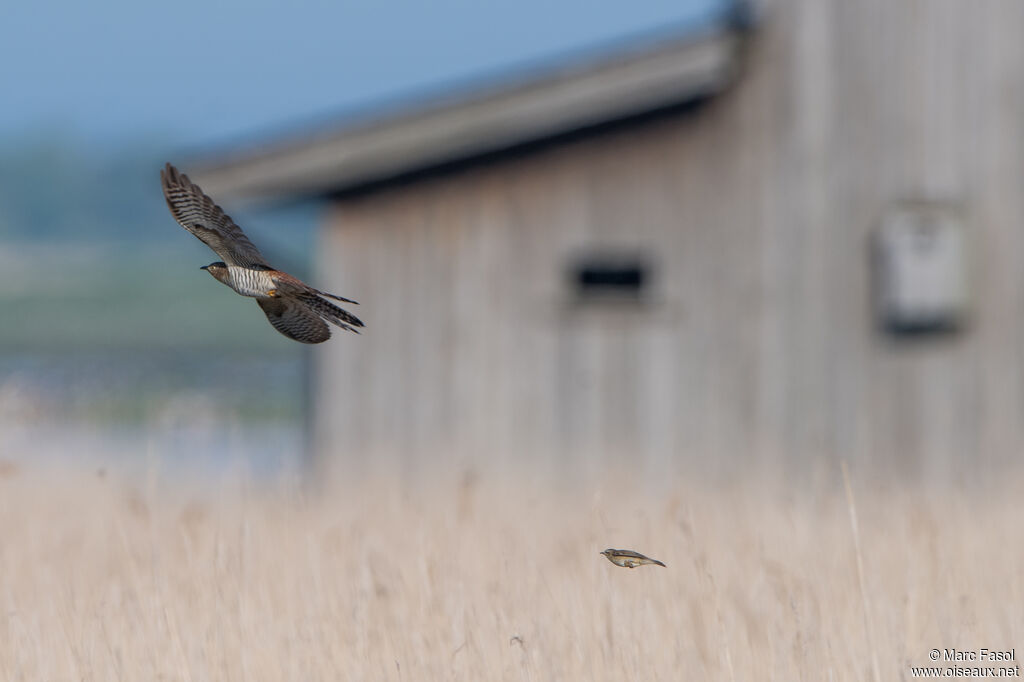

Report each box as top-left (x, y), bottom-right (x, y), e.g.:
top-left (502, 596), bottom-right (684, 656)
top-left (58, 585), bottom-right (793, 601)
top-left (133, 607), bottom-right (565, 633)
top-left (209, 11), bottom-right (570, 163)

top-left (0, 349), bottom-right (306, 475)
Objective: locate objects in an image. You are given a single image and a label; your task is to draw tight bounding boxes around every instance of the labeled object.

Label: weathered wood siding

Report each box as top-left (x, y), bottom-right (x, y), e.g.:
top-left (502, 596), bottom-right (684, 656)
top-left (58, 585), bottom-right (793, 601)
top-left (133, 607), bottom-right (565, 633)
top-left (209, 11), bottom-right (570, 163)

top-left (313, 0), bottom-right (1024, 478)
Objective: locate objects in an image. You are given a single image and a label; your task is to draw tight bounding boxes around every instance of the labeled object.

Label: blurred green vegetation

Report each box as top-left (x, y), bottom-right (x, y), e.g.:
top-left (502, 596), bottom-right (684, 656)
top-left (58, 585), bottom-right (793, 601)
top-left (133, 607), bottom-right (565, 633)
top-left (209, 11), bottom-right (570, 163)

top-left (0, 136), bottom-right (323, 352)
top-left (0, 137), bottom-right (327, 428)
top-left (0, 244), bottom-right (310, 423)
top-left (0, 242), bottom-right (302, 352)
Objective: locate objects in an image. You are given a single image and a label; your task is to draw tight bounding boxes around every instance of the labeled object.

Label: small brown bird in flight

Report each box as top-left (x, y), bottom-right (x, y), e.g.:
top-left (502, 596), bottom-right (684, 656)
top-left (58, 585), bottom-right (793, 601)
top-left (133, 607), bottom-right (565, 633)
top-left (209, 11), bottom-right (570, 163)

top-left (161, 163), bottom-right (363, 343)
top-left (600, 549), bottom-right (666, 568)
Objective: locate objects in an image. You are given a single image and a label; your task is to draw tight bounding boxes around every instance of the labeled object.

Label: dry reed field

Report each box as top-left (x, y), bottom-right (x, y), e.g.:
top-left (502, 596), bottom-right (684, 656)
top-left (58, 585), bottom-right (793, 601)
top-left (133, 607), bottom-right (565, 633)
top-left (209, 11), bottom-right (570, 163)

top-left (0, 459), bottom-right (1020, 681)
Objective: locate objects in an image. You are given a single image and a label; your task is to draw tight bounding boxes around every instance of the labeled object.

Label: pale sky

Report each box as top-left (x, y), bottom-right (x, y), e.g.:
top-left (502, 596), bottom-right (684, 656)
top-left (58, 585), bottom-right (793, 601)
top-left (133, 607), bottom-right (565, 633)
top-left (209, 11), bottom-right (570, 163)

top-left (1, 0), bottom-right (727, 148)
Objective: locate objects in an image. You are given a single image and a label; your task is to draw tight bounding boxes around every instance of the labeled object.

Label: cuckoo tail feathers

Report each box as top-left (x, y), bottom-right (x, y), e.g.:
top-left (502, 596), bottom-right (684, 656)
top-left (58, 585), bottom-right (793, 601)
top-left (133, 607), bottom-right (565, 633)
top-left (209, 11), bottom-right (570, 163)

top-left (317, 290), bottom-right (359, 305)
top-left (302, 294), bottom-right (364, 334)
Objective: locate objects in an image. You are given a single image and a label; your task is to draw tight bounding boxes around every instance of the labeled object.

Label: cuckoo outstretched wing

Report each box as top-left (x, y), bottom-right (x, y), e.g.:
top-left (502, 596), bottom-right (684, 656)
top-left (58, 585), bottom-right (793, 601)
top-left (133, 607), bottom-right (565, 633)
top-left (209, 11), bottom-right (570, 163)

top-left (161, 163), bottom-right (269, 268)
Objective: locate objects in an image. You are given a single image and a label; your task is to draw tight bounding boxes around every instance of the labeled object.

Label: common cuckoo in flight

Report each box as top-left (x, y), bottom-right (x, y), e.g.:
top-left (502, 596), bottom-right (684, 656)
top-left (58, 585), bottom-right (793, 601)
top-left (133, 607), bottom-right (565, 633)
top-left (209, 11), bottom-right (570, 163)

top-left (161, 163), bottom-right (363, 344)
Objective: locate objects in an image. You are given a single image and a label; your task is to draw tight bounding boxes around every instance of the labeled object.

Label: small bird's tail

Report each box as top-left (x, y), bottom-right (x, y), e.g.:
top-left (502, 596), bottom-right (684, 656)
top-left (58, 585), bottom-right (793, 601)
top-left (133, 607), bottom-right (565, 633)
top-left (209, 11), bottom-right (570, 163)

top-left (647, 559), bottom-right (667, 567)
top-left (302, 294), bottom-right (365, 334)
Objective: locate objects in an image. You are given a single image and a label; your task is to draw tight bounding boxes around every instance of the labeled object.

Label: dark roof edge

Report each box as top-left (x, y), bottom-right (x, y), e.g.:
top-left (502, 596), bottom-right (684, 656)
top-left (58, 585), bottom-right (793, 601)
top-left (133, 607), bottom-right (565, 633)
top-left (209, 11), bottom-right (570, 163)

top-left (190, 15), bottom-right (752, 202)
top-left (328, 93), bottom-right (719, 201)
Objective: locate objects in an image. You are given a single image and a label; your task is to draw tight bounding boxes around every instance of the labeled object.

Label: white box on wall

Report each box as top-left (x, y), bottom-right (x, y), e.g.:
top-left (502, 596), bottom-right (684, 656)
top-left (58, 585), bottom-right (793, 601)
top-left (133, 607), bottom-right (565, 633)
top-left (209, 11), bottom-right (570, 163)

top-left (873, 202), bottom-right (968, 335)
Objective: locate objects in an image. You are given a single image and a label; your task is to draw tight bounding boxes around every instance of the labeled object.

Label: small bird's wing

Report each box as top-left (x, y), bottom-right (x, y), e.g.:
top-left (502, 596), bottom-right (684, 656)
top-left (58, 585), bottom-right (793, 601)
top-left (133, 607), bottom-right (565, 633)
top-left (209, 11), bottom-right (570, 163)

top-left (257, 297), bottom-right (331, 344)
top-left (613, 549), bottom-right (666, 566)
top-left (161, 163), bottom-right (269, 268)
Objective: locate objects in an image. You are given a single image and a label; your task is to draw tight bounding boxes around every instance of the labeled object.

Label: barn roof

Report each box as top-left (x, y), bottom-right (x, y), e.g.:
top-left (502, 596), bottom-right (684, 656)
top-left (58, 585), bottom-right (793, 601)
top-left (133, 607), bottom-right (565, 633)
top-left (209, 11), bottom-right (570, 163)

top-left (190, 7), bottom-right (751, 201)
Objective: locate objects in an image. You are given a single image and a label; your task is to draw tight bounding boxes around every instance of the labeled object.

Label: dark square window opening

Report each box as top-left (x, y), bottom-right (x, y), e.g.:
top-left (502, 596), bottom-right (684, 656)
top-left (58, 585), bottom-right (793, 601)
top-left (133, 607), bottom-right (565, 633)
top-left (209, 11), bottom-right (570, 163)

top-left (570, 253), bottom-right (653, 303)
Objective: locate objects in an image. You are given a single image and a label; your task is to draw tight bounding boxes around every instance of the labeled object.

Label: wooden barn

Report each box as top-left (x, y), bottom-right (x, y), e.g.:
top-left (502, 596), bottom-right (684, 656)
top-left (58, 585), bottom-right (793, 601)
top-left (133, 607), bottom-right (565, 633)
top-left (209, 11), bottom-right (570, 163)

top-left (194, 0), bottom-right (1024, 480)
